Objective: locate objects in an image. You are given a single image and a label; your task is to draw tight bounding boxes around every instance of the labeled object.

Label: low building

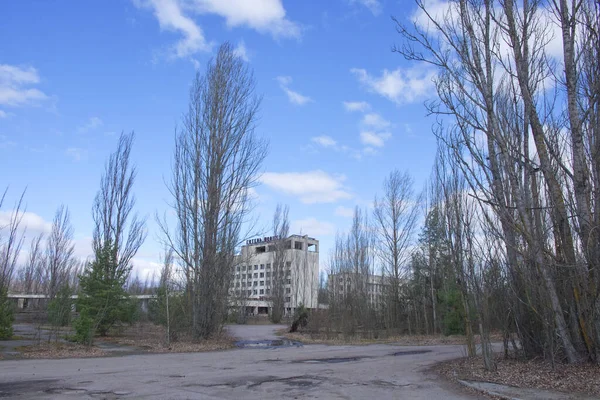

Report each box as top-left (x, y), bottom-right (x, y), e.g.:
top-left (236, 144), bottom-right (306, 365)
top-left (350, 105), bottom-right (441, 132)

top-left (229, 235), bottom-right (319, 316)
top-left (328, 272), bottom-right (387, 307)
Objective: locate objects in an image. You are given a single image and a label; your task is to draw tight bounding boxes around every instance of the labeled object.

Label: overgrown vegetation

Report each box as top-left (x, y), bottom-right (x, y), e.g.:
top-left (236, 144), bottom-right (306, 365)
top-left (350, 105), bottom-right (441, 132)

top-left (0, 289), bottom-right (14, 340)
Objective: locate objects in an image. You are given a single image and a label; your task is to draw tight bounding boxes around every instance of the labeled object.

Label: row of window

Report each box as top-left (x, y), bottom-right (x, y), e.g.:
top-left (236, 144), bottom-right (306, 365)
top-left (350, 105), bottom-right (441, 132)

top-left (233, 289), bottom-right (291, 302)
top-left (231, 278), bottom-right (292, 288)
top-left (236, 262), bottom-right (292, 272)
top-left (234, 271), bottom-right (290, 279)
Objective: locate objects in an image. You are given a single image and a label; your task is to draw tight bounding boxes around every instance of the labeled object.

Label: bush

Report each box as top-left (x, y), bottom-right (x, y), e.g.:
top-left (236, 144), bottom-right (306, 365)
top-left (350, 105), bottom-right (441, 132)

top-left (0, 289), bottom-right (14, 340)
top-left (289, 304), bottom-right (309, 333)
top-left (48, 285), bottom-right (73, 327)
top-left (73, 308), bottom-right (94, 345)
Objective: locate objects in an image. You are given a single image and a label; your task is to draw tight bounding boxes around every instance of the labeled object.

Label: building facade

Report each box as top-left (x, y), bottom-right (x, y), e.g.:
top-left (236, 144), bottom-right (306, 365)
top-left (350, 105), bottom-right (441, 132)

top-left (328, 272), bottom-right (386, 308)
top-left (229, 235), bottom-right (319, 316)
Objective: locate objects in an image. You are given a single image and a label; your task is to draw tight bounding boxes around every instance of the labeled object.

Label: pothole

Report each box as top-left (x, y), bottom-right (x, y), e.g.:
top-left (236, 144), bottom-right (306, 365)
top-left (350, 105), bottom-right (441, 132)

top-left (391, 350), bottom-right (431, 356)
top-left (234, 339), bottom-right (302, 349)
top-left (294, 356), bottom-right (365, 364)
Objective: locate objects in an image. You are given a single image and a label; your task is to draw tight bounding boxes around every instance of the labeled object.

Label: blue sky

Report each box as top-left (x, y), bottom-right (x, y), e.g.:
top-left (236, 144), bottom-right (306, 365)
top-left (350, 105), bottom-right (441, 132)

top-left (0, 0), bottom-right (440, 278)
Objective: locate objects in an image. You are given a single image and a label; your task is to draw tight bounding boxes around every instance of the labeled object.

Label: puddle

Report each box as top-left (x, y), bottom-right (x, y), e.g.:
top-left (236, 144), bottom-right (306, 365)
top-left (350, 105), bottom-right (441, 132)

top-left (390, 350), bottom-right (431, 356)
top-left (234, 339), bottom-right (303, 349)
top-left (295, 356), bottom-right (365, 364)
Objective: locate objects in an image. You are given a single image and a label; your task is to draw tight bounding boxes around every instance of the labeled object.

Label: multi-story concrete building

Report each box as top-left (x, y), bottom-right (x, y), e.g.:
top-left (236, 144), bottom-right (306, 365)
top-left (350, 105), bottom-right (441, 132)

top-left (328, 272), bottom-right (387, 308)
top-left (229, 235), bottom-right (319, 316)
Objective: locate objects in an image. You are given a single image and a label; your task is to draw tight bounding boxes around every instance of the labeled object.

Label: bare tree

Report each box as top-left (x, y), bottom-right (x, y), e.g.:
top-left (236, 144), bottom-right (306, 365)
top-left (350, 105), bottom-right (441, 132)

top-left (92, 131), bottom-right (146, 282)
top-left (0, 188), bottom-right (25, 292)
top-left (270, 204), bottom-right (290, 323)
top-left (45, 205), bottom-right (76, 299)
top-left (373, 170), bottom-right (419, 331)
top-left (160, 42), bottom-right (268, 339)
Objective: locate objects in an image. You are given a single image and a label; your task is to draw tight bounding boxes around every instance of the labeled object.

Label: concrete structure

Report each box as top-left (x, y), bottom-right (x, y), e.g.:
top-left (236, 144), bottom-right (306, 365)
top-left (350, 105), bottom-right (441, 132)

top-left (328, 272), bottom-right (387, 307)
top-left (229, 234), bottom-right (319, 316)
top-left (7, 293), bottom-right (156, 314)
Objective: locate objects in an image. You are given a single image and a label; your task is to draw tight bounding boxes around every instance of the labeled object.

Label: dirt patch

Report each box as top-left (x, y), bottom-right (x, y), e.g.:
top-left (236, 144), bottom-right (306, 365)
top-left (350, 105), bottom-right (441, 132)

top-left (16, 342), bottom-right (107, 359)
top-left (436, 356), bottom-right (600, 398)
top-left (280, 330), bottom-right (500, 346)
top-left (99, 322), bottom-right (236, 354)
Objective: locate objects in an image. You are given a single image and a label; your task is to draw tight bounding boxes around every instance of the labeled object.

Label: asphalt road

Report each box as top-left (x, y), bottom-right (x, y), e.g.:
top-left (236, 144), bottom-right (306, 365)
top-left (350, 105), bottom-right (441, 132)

top-left (0, 325), bottom-right (481, 399)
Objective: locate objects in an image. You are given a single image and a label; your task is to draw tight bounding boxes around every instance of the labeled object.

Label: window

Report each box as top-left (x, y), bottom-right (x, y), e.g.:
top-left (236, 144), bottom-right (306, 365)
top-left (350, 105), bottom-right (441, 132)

top-left (242, 274), bottom-right (246, 279)
top-left (286, 288), bottom-right (291, 294)
top-left (236, 266), bottom-right (240, 272)
top-left (286, 279), bottom-right (291, 284)
top-left (242, 265), bottom-right (246, 271)
top-left (242, 282), bottom-right (246, 288)
top-left (235, 283), bottom-right (240, 288)
top-left (260, 272), bottom-right (264, 278)
top-left (254, 265), bottom-right (258, 270)
top-left (259, 289), bottom-right (264, 295)
top-left (253, 290), bottom-right (257, 295)
top-left (247, 290), bottom-right (252, 296)
top-left (260, 281), bottom-right (264, 286)
top-left (266, 289), bottom-right (271, 295)
top-left (260, 264), bottom-right (264, 269)
top-left (285, 261), bottom-right (291, 269)
top-left (254, 273), bottom-right (258, 278)
top-left (266, 263), bottom-right (271, 269)
top-left (266, 272), bottom-right (271, 278)
top-left (285, 296), bottom-right (291, 302)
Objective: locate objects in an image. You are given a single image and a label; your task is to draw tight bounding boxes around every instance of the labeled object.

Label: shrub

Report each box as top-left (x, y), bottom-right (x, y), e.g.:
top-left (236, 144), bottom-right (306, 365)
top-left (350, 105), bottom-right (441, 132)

top-left (289, 304), bottom-right (309, 333)
top-left (0, 289), bottom-right (14, 340)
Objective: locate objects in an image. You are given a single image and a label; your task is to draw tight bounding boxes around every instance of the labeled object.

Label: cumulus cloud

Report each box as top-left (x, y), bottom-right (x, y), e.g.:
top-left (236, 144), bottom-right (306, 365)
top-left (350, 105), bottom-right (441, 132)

top-left (276, 76), bottom-right (312, 106)
top-left (343, 101), bottom-right (370, 112)
top-left (348, 0), bottom-right (382, 15)
top-left (233, 41), bottom-right (250, 61)
top-left (0, 64), bottom-right (48, 107)
top-left (291, 217), bottom-right (335, 236)
top-left (0, 210), bottom-right (52, 237)
top-left (351, 66), bottom-right (436, 104)
top-left (260, 170), bottom-right (352, 204)
top-left (311, 135), bottom-right (337, 148)
top-left (134, 0), bottom-right (300, 59)
top-left (361, 112), bottom-right (391, 130)
top-left (360, 131), bottom-right (391, 147)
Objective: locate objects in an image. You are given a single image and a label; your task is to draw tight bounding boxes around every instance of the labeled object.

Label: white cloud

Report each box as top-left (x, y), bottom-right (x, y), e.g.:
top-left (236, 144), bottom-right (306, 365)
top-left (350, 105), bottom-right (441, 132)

top-left (136, 0), bottom-right (210, 58)
top-left (0, 64), bottom-right (48, 107)
top-left (0, 110), bottom-right (8, 118)
top-left (77, 117), bottom-right (103, 134)
top-left (361, 112), bottom-right (391, 129)
top-left (291, 217), bottom-right (335, 236)
top-left (343, 101), bottom-right (370, 112)
top-left (233, 41), bottom-right (250, 61)
top-left (65, 147), bottom-right (87, 161)
top-left (260, 170), bottom-right (352, 204)
top-left (360, 131), bottom-right (391, 147)
top-left (348, 0), bottom-right (382, 15)
top-left (276, 76), bottom-right (312, 105)
top-left (351, 66), bottom-right (436, 104)
top-left (311, 135), bottom-right (337, 148)
top-left (134, 0), bottom-right (299, 59)
top-left (189, 0), bottom-right (300, 38)
top-left (334, 206), bottom-right (354, 218)
top-left (0, 210), bottom-right (52, 236)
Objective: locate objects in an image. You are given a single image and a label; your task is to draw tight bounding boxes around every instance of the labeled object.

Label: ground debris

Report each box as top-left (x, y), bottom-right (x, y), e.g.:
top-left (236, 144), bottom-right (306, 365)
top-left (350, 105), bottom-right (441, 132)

top-left (436, 355), bottom-right (600, 398)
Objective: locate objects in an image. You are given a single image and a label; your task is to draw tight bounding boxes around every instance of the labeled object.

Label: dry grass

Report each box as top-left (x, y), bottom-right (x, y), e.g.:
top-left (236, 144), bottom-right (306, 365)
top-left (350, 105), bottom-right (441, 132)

top-left (436, 356), bottom-right (600, 398)
top-left (280, 329), bottom-right (502, 346)
top-left (101, 322), bottom-right (236, 353)
top-left (17, 342), bottom-right (107, 359)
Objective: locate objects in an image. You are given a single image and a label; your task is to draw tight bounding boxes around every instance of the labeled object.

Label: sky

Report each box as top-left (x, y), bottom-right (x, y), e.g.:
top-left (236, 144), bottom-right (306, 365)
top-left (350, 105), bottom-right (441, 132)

top-left (0, 0), bottom-right (441, 280)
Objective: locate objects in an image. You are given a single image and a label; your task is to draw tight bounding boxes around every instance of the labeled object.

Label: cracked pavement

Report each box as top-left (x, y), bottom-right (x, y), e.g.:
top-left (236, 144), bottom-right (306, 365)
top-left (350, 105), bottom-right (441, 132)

top-left (0, 325), bottom-right (482, 399)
